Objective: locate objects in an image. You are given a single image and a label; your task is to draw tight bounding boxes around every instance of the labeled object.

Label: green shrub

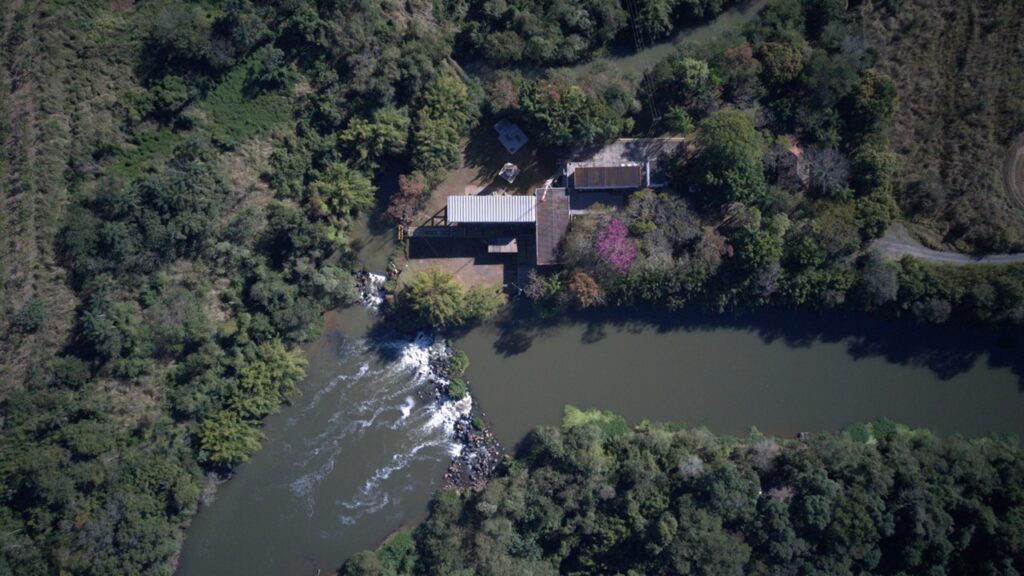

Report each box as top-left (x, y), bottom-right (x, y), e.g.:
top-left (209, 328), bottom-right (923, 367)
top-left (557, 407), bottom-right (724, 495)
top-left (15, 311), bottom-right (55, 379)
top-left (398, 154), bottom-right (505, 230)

top-left (10, 297), bottom-right (44, 334)
top-left (449, 349), bottom-right (470, 376)
top-left (448, 378), bottom-right (468, 400)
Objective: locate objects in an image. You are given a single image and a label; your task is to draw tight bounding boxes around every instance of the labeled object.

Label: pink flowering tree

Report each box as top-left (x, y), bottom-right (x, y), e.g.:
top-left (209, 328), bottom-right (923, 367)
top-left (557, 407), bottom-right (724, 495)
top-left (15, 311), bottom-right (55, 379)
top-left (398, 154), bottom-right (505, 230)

top-left (595, 218), bottom-right (637, 272)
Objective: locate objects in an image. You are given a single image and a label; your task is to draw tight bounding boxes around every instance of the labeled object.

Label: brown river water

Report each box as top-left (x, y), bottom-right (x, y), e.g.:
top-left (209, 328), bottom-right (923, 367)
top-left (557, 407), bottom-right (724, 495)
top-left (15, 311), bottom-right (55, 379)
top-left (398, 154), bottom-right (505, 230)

top-left (176, 301), bottom-right (1024, 576)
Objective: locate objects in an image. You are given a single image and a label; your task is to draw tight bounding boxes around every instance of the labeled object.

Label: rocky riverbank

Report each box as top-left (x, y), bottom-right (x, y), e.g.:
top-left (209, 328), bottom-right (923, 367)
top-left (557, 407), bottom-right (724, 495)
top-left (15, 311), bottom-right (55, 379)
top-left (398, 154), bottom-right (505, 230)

top-left (424, 339), bottom-right (504, 491)
top-left (356, 276), bottom-right (503, 491)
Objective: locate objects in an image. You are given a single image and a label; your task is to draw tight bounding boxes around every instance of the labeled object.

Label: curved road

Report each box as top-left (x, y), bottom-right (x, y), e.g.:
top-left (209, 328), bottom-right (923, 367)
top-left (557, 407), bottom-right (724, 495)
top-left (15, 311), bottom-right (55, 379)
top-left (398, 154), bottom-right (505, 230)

top-left (872, 234), bottom-right (1024, 265)
top-left (871, 135), bottom-right (1024, 266)
top-left (1007, 133), bottom-right (1024, 210)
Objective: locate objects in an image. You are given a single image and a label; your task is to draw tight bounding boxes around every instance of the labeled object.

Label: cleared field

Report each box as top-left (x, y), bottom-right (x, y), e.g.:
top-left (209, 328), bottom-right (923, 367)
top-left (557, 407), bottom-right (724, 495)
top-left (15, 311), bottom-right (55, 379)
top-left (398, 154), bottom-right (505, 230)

top-left (862, 0), bottom-right (1024, 252)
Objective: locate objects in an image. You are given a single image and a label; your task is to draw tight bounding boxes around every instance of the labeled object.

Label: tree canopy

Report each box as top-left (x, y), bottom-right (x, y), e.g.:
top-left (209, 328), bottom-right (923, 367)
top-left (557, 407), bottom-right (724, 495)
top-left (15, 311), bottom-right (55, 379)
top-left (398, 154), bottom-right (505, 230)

top-left (346, 412), bottom-right (1024, 576)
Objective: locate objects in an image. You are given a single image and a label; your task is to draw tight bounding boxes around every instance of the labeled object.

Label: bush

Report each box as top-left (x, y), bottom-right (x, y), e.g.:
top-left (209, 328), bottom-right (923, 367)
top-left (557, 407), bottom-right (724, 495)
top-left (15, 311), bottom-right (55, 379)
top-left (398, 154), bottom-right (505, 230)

top-left (448, 378), bottom-right (468, 400)
top-left (10, 297), bottom-right (45, 334)
top-left (463, 285), bottom-right (507, 322)
top-left (449, 349), bottom-right (470, 376)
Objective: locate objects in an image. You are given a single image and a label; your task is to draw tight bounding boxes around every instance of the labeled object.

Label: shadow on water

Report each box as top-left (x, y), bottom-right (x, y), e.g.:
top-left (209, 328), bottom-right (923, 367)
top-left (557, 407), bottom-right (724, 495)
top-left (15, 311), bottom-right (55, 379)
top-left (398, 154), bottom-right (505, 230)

top-left (491, 301), bottom-right (1024, 390)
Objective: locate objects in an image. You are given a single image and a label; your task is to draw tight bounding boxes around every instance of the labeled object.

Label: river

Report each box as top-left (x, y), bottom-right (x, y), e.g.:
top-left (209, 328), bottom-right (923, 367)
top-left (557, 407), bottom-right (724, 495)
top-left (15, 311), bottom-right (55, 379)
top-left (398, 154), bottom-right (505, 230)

top-left (175, 308), bottom-right (464, 576)
top-left (176, 300), bottom-right (1024, 576)
top-left (565, 0), bottom-right (771, 80)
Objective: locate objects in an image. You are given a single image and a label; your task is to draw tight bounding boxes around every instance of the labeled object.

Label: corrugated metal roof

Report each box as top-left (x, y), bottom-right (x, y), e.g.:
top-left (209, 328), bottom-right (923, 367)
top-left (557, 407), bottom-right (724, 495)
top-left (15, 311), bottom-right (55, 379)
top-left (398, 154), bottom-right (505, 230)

top-left (573, 164), bottom-right (643, 190)
top-left (447, 195), bottom-right (536, 224)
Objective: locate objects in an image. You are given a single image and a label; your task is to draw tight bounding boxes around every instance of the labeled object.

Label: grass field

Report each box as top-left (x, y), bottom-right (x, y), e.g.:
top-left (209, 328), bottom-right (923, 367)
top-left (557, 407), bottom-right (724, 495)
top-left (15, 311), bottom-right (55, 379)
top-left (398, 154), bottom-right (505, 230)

top-left (862, 0), bottom-right (1024, 252)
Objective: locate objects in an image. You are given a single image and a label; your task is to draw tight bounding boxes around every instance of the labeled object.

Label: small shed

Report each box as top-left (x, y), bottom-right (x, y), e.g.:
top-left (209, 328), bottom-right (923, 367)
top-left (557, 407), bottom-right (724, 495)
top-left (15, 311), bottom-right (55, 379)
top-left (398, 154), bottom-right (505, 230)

top-left (498, 162), bottom-right (520, 183)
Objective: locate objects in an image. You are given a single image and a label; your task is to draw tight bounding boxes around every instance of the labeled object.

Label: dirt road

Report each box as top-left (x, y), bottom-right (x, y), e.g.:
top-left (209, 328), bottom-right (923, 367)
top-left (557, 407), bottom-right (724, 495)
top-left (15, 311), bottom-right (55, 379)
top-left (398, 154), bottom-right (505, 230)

top-left (1007, 133), bottom-right (1024, 210)
top-left (872, 224), bottom-right (1024, 265)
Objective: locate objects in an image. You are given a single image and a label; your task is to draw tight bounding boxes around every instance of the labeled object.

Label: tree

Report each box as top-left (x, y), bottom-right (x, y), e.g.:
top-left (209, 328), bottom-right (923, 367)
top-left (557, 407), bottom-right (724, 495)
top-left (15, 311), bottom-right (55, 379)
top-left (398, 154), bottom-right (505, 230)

top-left (412, 112), bottom-right (463, 176)
top-left (566, 271), bottom-right (605, 309)
top-left (674, 57), bottom-right (714, 109)
top-left (759, 41), bottom-right (805, 87)
top-left (250, 45), bottom-right (292, 88)
top-left (151, 75), bottom-right (190, 115)
top-left (387, 172), bottom-right (428, 224)
top-left (199, 410), bottom-right (263, 466)
top-left (804, 0), bottom-right (848, 39)
top-left (146, 4), bottom-right (212, 67)
top-left (518, 77), bottom-right (630, 147)
top-left (851, 142), bottom-right (897, 195)
top-left (596, 218), bottom-right (638, 272)
top-left (691, 110), bottom-right (767, 206)
top-left (412, 71), bottom-right (476, 176)
top-left (804, 145), bottom-right (852, 199)
top-left (637, 0), bottom-right (675, 39)
top-left (401, 269), bottom-right (467, 328)
top-left (339, 107), bottom-right (411, 173)
top-left (728, 207), bottom-right (790, 290)
top-left (857, 252), bottom-right (899, 309)
top-left (464, 285), bottom-right (507, 322)
top-left (229, 340), bottom-right (307, 418)
top-left (309, 163), bottom-right (376, 220)
top-left (846, 71), bottom-right (897, 138)
top-left (665, 106), bottom-right (695, 134)
top-left (10, 297), bottom-right (45, 334)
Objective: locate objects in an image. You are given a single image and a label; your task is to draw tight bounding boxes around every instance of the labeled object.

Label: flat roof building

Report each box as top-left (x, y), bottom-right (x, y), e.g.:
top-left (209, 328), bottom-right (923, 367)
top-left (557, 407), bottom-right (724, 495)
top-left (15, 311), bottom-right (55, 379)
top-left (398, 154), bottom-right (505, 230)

top-left (571, 164), bottom-right (644, 190)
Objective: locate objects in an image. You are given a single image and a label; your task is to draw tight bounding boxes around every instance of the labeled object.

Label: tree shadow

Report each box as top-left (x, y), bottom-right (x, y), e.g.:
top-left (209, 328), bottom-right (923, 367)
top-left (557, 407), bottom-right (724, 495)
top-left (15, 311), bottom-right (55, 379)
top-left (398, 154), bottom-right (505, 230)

top-left (488, 303), bottom-right (1024, 389)
top-left (462, 120), bottom-right (561, 195)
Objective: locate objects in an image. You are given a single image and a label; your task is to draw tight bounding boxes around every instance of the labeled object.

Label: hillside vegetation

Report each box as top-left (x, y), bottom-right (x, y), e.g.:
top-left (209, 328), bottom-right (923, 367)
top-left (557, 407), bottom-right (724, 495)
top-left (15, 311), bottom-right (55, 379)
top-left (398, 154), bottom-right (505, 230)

top-left (861, 0), bottom-right (1024, 252)
top-left (0, 1), bottom-right (466, 573)
top-left (345, 410), bottom-right (1024, 575)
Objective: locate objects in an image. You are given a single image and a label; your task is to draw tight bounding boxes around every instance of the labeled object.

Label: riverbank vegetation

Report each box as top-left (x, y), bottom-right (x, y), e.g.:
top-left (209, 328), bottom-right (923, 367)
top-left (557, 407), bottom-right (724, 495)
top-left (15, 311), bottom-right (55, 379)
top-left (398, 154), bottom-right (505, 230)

top-left (345, 408), bottom-right (1024, 576)
top-left (392, 269), bottom-right (507, 329)
top-left (0, 0), bottom-right (466, 573)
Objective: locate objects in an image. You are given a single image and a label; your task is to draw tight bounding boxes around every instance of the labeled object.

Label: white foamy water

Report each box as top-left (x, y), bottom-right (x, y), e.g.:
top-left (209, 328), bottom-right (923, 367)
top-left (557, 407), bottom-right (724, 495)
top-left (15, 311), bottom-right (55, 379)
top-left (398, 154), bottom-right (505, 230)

top-left (359, 273), bottom-right (387, 310)
top-left (284, 334), bottom-right (468, 524)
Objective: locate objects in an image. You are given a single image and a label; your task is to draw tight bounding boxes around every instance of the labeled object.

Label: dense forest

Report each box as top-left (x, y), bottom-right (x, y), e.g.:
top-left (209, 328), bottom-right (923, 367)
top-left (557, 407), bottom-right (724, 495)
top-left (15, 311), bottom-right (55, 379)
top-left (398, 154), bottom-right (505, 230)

top-left (512, 0), bottom-right (1024, 327)
top-left (1, 0), bottom-right (1023, 574)
top-left (345, 409), bottom-right (1024, 576)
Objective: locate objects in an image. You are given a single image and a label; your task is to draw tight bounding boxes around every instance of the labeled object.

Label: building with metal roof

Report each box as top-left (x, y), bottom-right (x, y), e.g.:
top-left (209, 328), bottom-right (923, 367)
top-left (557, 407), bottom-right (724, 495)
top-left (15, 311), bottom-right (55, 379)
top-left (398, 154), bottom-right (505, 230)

top-left (447, 195), bottom-right (536, 224)
top-left (571, 164), bottom-right (644, 190)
